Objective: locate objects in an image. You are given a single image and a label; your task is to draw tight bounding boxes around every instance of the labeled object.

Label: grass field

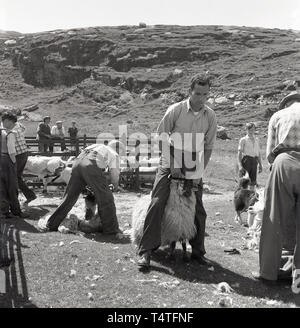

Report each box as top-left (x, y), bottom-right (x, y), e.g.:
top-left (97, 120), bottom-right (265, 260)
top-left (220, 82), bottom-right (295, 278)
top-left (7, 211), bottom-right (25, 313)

top-left (1, 139), bottom-right (300, 308)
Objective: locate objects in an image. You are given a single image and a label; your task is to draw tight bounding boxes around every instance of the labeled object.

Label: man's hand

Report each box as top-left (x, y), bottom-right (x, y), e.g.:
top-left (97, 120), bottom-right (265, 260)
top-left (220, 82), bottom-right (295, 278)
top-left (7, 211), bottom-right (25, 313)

top-left (170, 167), bottom-right (183, 178)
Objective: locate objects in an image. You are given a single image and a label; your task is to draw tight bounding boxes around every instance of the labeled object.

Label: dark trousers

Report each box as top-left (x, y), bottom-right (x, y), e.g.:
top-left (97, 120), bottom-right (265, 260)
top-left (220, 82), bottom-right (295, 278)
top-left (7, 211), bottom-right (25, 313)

top-left (0, 154), bottom-right (21, 215)
top-left (38, 140), bottom-right (53, 153)
top-left (46, 157), bottom-right (119, 233)
top-left (241, 155), bottom-right (258, 185)
top-left (16, 152), bottom-right (36, 201)
top-left (138, 166), bottom-right (207, 257)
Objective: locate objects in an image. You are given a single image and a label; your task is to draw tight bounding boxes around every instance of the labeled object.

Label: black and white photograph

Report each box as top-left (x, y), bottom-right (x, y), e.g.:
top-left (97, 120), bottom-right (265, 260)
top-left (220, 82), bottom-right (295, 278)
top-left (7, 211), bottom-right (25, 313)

top-left (1, 0), bottom-right (300, 312)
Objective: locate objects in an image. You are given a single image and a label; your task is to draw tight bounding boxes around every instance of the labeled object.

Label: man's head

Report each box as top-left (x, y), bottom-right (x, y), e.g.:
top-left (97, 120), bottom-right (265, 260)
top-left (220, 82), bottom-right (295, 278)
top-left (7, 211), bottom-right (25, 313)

top-left (189, 73), bottom-right (211, 109)
top-left (43, 116), bottom-right (51, 124)
top-left (1, 112), bottom-right (17, 129)
top-left (246, 122), bottom-right (256, 136)
top-left (56, 121), bottom-right (63, 128)
top-left (72, 121), bottom-right (76, 127)
top-left (278, 92), bottom-right (300, 110)
top-left (107, 140), bottom-right (126, 156)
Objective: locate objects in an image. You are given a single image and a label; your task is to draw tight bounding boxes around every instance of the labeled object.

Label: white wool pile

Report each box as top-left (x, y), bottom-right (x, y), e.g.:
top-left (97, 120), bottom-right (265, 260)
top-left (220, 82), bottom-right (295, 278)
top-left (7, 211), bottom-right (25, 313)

top-left (131, 180), bottom-right (197, 247)
top-left (58, 200), bottom-right (102, 234)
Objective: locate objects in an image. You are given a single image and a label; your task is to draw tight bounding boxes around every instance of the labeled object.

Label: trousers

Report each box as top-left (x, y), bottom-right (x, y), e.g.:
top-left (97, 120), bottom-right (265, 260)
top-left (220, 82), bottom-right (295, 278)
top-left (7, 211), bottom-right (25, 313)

top-left (46, 157), bottom-right (119, 233)
top-left (259, 151), bottom-right (300, 281)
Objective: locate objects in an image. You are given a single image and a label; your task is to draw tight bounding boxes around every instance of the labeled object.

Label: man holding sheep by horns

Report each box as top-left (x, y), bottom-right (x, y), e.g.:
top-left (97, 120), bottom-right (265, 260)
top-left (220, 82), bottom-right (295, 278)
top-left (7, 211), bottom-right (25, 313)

top-left (137, 73), bottom-right (217, 269)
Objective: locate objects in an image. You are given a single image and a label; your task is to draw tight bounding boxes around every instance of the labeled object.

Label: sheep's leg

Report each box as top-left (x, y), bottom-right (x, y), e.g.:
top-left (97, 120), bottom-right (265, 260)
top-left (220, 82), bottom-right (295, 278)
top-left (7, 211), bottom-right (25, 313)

top-left (167, 241), bottom-right (176, 261)
top-left (181, 241), bottom-right (189, 262)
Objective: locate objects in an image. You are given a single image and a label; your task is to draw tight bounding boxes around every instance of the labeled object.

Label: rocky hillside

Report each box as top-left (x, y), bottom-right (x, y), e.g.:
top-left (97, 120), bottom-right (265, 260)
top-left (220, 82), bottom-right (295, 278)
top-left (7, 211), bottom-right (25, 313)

top-left (0, 24), bottom-right (300, 138)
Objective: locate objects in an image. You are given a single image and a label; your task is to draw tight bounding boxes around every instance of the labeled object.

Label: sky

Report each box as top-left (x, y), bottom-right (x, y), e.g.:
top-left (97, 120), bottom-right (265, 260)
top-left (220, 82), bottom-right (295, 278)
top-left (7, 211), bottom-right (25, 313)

top-left (1, 0), bottom-right (300, 33)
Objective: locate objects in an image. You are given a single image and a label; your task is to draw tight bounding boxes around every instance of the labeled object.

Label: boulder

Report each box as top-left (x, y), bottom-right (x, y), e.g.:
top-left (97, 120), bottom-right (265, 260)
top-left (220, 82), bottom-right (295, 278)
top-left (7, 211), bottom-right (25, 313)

top-left (217, 125), bottom-right (230, 140)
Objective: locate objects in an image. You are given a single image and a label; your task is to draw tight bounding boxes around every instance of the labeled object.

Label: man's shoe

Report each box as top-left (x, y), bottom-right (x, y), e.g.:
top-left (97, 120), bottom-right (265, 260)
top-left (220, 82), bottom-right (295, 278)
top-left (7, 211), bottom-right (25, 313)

top-left (137, 251), bottom-right (151, 268)
top-left (251, 271), bottom-right (277, 285)
top-left (191, 254), bottom-right (211, 266)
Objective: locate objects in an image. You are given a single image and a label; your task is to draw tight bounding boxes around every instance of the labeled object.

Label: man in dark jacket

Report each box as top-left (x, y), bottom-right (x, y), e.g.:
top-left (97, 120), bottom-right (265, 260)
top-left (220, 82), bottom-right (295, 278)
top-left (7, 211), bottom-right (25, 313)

top-left (37, 116), bottom-right (53, 153)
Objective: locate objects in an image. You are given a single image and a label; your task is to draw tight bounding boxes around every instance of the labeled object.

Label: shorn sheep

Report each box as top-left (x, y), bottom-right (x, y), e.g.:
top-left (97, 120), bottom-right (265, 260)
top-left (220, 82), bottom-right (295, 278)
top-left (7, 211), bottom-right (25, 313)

top-left (131, 179), bottom-right (197, 261)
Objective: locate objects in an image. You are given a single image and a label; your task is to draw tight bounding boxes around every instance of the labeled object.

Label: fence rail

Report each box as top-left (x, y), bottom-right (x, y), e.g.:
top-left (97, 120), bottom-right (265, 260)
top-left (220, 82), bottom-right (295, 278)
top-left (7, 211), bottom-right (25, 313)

top-left (24, 135), bottom-right (161, 190)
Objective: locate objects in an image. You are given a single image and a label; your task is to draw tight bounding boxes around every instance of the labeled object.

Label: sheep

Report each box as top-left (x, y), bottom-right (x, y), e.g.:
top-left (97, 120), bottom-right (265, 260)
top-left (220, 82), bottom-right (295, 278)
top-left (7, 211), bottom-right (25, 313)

top-left (131, 179), bottom-right (197, 261)
top-left (24, 155), bottom-right (73, 192)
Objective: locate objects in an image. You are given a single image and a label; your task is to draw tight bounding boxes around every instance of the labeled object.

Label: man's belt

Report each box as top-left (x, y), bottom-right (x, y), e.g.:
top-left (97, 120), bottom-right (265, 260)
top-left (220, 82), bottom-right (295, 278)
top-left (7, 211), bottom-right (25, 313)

top-left (272, 147), bottom-right (300, 158)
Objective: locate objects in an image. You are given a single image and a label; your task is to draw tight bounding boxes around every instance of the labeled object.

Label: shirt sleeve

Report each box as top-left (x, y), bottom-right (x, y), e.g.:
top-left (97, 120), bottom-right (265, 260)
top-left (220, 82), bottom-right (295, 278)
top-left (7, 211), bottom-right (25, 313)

top-left (204, 111), bottom-right (217, 150)
top-left (157, 104), bottom-right (177, 135)
top-left (238, 138), bottom-right (244, 152)
top-left (266, 114), bottom-right (277, 163)
top-left (7, 132), bottom-right (16, 155)
top-left (51, 126), bottom-right (55, 135)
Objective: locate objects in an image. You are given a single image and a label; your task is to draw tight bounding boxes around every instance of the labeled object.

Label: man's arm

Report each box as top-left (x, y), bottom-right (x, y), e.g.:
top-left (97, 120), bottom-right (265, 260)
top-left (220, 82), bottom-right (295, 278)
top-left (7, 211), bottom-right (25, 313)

top-left (110, 168), bottom-right (120, 191)
top-left (266, 115), bottom-right (276, 164)
top-left (204, 149), bottom-right (213, 170)
top-left (7, 132), bottom-right (16, 164)
top-left (203, 111), bottom-right (217, 170)
top-left (157, 105), bottom-right (182, 177)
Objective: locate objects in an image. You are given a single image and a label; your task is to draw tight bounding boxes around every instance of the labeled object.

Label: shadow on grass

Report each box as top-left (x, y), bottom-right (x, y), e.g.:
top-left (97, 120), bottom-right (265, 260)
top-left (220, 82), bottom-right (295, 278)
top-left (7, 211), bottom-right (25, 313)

top-left (83, 232), bottom-right (131, 245)
top-left (0, 222), bottom-right (38, 308)
top-left (144, 248), bottom-right (300, 307)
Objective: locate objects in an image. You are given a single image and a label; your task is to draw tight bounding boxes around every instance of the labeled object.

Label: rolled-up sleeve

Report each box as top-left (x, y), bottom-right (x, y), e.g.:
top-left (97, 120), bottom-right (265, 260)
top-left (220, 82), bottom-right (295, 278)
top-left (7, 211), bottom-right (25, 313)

top-left (204, 111), bottom-right (217, 150)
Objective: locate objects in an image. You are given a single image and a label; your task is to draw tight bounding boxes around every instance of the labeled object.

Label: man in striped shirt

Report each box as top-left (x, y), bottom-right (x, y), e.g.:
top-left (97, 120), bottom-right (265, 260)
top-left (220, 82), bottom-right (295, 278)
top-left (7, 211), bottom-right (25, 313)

top-left (13, 121), bottom-right (37, 204)
top-left (253, 92), bottom-right (300, 287)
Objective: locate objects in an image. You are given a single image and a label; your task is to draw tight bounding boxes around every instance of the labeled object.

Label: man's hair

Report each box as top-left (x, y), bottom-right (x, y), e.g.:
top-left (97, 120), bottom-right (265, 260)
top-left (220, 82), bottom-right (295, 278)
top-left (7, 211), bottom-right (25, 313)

top-left (246, 122), bottom-right (256, 130)
top-left (43, 116), bottom-right (51, 122)
top-left (1, 111), bottom-right (17, 123)
top-left (190, 73), bottom-right (211, 91)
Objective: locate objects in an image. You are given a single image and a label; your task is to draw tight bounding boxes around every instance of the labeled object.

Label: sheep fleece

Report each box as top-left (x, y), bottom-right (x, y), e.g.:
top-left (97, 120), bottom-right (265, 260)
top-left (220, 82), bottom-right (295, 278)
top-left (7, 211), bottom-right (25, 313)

top-left (131, 180), bottom-right (197, 246)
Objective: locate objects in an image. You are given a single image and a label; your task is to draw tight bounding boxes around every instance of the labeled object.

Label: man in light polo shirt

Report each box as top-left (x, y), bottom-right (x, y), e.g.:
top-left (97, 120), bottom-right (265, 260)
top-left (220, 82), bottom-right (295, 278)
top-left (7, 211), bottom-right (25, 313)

top-left (38, 140), bottom-right (126, 238)
top-left (137, 73), bottom-right (217, 269)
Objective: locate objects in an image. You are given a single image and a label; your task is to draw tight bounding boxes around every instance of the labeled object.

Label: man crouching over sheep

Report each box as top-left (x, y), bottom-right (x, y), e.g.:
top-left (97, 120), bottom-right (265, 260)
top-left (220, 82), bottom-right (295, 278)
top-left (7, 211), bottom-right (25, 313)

top-left (137, 73), bottom-right (217, 269)
top-left (38, 140), bottom-right (126, 238)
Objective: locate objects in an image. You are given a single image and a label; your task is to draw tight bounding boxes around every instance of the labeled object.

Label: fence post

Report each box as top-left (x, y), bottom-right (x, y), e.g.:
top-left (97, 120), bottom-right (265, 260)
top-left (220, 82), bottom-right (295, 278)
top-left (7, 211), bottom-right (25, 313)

top-left (83, 134), bottom-right (87, 148)
top-left (134, 139), bottom-right (140, 191)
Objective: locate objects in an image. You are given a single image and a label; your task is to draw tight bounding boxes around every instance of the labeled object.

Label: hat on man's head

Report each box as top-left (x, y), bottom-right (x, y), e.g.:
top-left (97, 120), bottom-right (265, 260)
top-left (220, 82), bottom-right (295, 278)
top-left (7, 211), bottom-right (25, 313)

top-left (278, 92), bottom-right (300, 110)
top-left (56, 120), bottom-right (62, 124)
